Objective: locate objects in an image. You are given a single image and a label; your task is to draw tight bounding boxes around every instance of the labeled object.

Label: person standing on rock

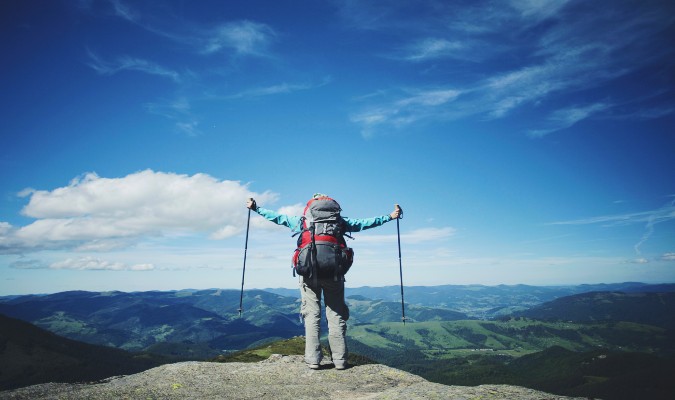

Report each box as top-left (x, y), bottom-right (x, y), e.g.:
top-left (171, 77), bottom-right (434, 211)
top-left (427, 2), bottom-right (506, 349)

top-left (246, 194), bottom-right (401, 370)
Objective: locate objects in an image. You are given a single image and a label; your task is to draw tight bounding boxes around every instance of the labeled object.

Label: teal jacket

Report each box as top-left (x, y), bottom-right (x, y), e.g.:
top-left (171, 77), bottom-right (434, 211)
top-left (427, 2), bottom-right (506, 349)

top-left (255, 207), bottom-right (392, 234)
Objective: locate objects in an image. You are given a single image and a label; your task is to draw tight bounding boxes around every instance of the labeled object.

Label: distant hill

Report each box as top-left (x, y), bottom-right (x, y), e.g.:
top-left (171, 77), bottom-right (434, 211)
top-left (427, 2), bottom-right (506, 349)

top-left (515, 291), bottom-right (675, 329)
top-left (267, 282), bottom-right (675, 318)
top-left (0, 289), bottom-right (303, 358)
top-left (346, 295), bottom-right (468, 324)
top-left (0, 313), bottom-right (166, 391)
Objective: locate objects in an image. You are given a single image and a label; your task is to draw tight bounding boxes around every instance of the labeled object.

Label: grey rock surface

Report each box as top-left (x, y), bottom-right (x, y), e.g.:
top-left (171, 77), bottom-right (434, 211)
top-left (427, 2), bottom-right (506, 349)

top-left (0, 355), bottom-right (592, 399)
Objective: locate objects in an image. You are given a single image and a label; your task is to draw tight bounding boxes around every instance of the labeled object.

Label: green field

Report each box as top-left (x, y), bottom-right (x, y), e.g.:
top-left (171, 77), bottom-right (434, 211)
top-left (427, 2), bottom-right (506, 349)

top-left (348, 318), bottom-right (672, 360)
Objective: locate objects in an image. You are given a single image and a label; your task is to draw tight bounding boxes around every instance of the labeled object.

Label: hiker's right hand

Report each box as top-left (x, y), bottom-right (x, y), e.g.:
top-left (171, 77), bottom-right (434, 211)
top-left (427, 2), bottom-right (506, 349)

top-left (246, 198), bottom-right (257, 211)
top-left (390, 204), bottom-right (402, 219)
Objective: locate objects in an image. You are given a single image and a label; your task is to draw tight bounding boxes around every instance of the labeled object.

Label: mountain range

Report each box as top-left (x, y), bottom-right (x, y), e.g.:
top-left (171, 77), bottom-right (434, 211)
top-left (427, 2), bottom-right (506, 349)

top-left (271, 281), bottom-right (675, 318)
top-left (516, 291), bottom-right (675, 329)
top-left (2, 282), bottom-right (674, 398)
top-left (2, 283), bottom-right (674, 358)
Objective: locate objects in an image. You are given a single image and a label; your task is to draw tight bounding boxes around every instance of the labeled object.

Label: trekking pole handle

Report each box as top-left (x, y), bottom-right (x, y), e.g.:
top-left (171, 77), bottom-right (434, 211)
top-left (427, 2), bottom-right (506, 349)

top-left (247, 198), bottom-right (257, 211)
top-left (395, 204), bottom-right (403, 219)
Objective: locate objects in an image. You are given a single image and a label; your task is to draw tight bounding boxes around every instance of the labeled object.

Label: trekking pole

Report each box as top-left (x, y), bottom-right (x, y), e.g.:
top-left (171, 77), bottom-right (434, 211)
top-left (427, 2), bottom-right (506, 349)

top-left (238, 199), bottom-right (253, 317)
top-left (395, 204), bottom-right (406, 325)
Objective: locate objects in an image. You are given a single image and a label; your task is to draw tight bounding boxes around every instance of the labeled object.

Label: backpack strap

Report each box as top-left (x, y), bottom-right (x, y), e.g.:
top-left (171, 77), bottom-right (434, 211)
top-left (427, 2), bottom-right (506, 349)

top-left (309, 222), bottom-right (318, 287)
top-left (291, 216), bottom-right (306, 238)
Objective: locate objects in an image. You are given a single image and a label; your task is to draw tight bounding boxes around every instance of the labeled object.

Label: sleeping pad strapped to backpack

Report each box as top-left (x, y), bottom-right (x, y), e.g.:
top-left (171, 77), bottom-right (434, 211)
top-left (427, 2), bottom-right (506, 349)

top-left (292, 196), bottom-right (354, 280)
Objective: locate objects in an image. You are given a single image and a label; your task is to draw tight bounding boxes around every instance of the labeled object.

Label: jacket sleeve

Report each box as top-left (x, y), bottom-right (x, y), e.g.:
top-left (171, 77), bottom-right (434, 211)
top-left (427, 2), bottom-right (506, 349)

top-left (342, 215), bottom-right (393, 233)
top-left (255, 207), bottom-right (303, 232)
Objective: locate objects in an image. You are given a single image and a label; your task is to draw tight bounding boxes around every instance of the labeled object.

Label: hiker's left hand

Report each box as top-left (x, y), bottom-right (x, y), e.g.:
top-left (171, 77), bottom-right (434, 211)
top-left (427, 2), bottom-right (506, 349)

top-left (246, 198), bottom-right (257, 211)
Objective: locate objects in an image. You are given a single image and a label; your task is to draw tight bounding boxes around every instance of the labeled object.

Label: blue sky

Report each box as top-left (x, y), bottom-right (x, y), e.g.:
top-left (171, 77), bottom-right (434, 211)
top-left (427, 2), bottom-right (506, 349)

top-left (1, 0), bottom-right (674, 295)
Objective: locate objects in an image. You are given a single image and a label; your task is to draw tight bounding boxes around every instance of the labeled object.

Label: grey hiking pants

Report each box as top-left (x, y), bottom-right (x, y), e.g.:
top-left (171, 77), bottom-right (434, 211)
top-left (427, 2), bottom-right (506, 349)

top-left (300, 276), bottom-right (349, 368)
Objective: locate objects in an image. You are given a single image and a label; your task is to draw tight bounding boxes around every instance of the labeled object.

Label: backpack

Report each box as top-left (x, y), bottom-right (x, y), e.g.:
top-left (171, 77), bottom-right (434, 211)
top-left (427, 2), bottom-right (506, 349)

top-left (292, 196), bottom-right (354, 280)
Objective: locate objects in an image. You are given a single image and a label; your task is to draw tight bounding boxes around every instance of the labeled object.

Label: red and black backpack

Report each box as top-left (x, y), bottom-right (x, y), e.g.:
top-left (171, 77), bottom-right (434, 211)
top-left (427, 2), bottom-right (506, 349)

top-left (292, 196), bottom-right (354, 280)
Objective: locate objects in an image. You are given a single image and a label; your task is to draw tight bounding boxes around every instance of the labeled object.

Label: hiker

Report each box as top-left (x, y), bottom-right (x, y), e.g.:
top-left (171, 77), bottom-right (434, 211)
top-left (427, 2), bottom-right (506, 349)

top-left (246, 194), bottom-right (401, 370)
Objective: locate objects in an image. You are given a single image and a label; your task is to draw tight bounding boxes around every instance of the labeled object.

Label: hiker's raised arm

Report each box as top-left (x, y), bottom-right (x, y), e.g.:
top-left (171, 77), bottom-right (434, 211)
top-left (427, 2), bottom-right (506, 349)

top-left (246, 199), bottom-right (302, 231)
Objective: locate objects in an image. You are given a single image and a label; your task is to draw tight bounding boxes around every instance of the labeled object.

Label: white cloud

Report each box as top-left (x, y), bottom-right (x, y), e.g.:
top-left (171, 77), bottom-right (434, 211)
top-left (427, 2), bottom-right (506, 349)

top-left (357, 227), bottom-right (456, 244)
top-left (277, 203), bottom-right (306, 217)
top-left (9, 256), bottom-right (155, 271)
top-left (0, 222), bottom-right (11, 235)
top-left (74, 239), bottom-right (134, 252)
top-left (660, 253), bottom-right (675, 261)
top-left (50, 256), bottom-right (154, 271)
top-left (1, 170), bottom-right (278, 253)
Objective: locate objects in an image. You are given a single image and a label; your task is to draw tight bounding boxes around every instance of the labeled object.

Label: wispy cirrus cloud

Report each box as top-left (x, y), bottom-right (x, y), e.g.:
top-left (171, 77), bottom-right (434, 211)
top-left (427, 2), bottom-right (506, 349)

top-left (550, 203), bottom-right (675, 228)
top-left (551, 197), bottom-right (675, 255)
top-left (144, 77), bottom-right (329, 135)
top-left (203, 20), bottom-right (276, 57)
top-left (85, 1), bottom-right (280, 136)
top-left (351, 88), bottom-right (461, 137)
top-left (347, 0), bottom-right (675, 137)
top-left (103, 0), bottom-right (277, 59)
top-left (86, 50), bottom-right (181, 83)
top-left (109, 0), bottom-right (139, 23)
top-left (508, 0), bottom-right (572, 19)
top-left (397, 38), bottom-right (466, 62)
top-left (528, 102), bottom-right (612, 138)
top-left (227, 77), bottom-right (332, 100)
top-left (144, 97), bottom-right (202, 136)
